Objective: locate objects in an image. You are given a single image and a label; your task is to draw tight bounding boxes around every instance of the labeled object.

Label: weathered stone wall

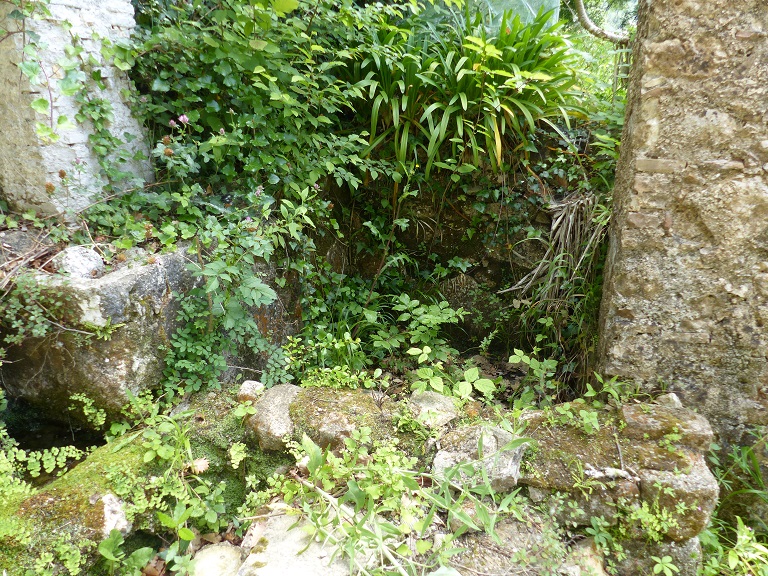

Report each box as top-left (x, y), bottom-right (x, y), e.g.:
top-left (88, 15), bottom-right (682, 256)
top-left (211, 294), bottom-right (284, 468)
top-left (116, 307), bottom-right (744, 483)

top-left (598, 0), bottom-right (768, 445)
top-left (0, 0), bottom-right (151, 214)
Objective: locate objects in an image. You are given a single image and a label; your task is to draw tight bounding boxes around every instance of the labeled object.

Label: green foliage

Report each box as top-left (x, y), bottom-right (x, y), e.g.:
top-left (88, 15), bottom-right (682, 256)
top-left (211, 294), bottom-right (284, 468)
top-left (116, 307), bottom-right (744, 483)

top-left (0, 273), bottom-right (70, 347)
top-left (548, 399), bottom-right (601, 434)
top-left (409, 354), bottom-right (498, 401)
top-left (241, 427), bottom-right (530, 575)
top-left (651, 555), bottom-right (679, 576)
top-left (585, 515), bottom-right (613, 552)
top-left (614, 482), bottom-right (682, 544)
top-left (104, 407), bottom-right (228, 570)
top-left (0, 3), bottom-right (673, 574)
top-left (709, 431), bottom-right (768, 533)
top-left (68, 393), bottom-right (107, 429)
top-left (97, 529), bottom-right (154, 576)
top-left (508, 328), bottom-right (561, 405)
top-left (350, 6), bottom-right (582, 177)
top-left (700, 518), bottom-right (768, 576)
top-left (288, 284), bottom-right (465, 383)
top-left (130, 0), bottom-right (376, 195)
top-left (300, 366), bottom-right (387, 391)
top-left (701, 430), bottom-right (768, 575)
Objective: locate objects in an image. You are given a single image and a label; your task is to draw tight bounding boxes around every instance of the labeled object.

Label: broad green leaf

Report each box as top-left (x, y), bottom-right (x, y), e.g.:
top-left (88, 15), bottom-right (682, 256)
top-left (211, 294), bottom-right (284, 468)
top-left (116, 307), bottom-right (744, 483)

top-left (30, 97), bottom-right (48, 114)
top-left (455, 380), bottom-right (472, 399)
top-left (18, 61), bottom-right (40, 81)
top-left (151, 78), bottom-right (170, 92)
top-left (429, 376), bottom-right (444, 393)
top-left (57, 115), bottom-right (75, 130)
top-left (178, 527), bottom-right (195, 541)
top-left (97, 529), bottom-right (124, 562)
top-left (473, 378), bottom-right (496, 397)
top-left (156, 511), bottom-right (175, 529)
top-left (363, 309), bottom-right (378, 323)
top-left (272, 0), bottom-right (298, 14)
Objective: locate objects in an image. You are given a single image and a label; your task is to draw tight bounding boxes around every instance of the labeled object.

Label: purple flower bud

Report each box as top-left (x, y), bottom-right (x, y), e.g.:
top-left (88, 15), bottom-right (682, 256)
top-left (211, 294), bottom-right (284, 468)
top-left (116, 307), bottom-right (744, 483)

top-left (178, 114), bottom-right (189, 125)
top-left (169, 119), bottom-right (178, 128)
top-left (219, 128), bottom-right (225, 135)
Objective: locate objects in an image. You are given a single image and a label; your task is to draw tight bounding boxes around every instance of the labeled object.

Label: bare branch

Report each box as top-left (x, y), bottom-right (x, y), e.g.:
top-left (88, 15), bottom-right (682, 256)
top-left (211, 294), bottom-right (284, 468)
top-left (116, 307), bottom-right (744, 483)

top-left (572, 0), bottom-right (630, 46)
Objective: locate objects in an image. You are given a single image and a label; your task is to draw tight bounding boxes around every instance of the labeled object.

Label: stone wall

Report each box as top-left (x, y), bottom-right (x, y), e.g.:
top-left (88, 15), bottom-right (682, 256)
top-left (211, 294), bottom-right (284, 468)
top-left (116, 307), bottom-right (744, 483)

top-left (598, 0), bottom-right (768, 445)
top-left (0, 0), bottom-right (151, 215)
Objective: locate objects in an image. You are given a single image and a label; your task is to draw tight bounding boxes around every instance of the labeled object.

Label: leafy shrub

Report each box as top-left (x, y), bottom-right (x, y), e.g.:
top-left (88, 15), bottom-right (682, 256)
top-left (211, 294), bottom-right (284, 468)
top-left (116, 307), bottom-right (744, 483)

top-left (130, 0), bottom-right (377, 198)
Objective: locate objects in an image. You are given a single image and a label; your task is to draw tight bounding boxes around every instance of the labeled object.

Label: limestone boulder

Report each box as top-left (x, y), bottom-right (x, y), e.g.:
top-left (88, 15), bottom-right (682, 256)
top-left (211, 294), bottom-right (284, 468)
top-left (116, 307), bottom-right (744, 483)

top-left (50, 246), bottom-right (105, 279)
top-left (246, 384), bottom-right (300, 452)
top-left (0, 250), bottom-right (199, 421)
top-left (432, 425), bottom-right (529, 492)
top-left (237, 380), bottom-right (266, 404)
top-left (621, 402), bottom-right (714, 452)
top-left (518, 399), bottom-right (718, 545)
top-left (613, 537), bottom-right (703, 576)
top-left (288, 387), bottom-right (398, 450)
top-left (638, 454), bottom-right (719, 541)
top-left (596, 0), bottom-right (768, 456)
top-left (0, 0), bottom-right (151, 214)
top-left (237, 506), bottom-right (350, 576)
top-left (0, 228), bottom-right (54, 268)
top-left (408, 390), bottom-right (459, 428)
top-left (191, 542), bottom-right (245, 576)
top-left (450, 513), bottom-right (608, 576)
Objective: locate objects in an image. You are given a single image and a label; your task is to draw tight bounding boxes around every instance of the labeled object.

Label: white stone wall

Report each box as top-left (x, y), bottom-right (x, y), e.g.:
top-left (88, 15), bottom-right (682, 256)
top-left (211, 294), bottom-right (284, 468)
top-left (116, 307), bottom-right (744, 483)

top-left (0, 0), bottom-right (151, 215)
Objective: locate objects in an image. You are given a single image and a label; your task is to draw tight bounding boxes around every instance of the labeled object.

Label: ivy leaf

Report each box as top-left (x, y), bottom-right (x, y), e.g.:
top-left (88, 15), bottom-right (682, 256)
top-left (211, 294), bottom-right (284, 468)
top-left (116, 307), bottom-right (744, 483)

top-left (30, 97), bottom-right (49, 114)
top-left (113, 57), bottom-right (131, 71)
top-left (57, 115), bottom-right (75, 130)
top-left (151, 77), bottom-right (171, 92)
top-left (59, 71), bottom-right (85, 96)
top-left (18, 60), bottom-right (40, 82)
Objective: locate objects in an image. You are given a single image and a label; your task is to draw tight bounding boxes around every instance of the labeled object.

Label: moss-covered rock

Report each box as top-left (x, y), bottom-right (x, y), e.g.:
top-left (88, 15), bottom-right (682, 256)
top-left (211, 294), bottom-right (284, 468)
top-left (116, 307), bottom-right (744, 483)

top-left (289, 387), bottom-right (399, 450)
top-left (0, 441), bottom-right (146, 575)
top-left (516, 399), bottom-right (719, 550)
top-left (183, 387), bottom-right (291, 510)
